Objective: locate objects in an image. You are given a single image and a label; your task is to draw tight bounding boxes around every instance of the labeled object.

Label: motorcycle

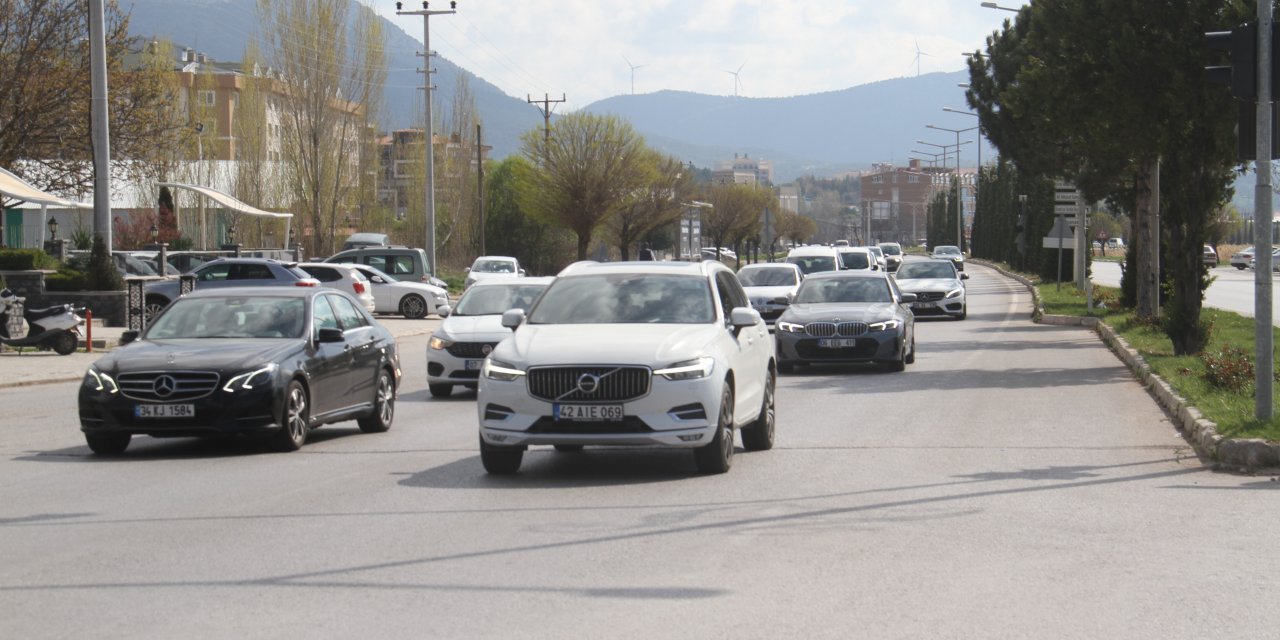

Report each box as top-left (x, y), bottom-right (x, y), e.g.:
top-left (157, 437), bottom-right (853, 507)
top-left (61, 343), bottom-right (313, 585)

top-left (0, 288), bottom-right (84, 355)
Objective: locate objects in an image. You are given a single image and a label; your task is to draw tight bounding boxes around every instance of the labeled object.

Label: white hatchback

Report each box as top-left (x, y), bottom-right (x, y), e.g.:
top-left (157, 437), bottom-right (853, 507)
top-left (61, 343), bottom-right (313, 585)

top-left (345, 263), bottom-right (449, 319)
top-left (477, 260), bottom-right (777, 475)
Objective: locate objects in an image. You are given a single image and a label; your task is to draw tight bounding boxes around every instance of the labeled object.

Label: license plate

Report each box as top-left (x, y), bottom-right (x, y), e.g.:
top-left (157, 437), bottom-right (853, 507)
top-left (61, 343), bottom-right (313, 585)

top-left (817, 338), bottom-right (858, 348)
top-left (554, 404), bottom-right (623, 421)
top-left (135, 404), bottom-right (195, 418)
top-left (464, 359), bottom-right (483, 371)
top-left (913, 301), bottom-right (937, 309)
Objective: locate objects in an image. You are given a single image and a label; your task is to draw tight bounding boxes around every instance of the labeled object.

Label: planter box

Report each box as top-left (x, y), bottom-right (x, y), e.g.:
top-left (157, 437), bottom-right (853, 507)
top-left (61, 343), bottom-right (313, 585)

top-left (0, 269), bottom-right (54, 298)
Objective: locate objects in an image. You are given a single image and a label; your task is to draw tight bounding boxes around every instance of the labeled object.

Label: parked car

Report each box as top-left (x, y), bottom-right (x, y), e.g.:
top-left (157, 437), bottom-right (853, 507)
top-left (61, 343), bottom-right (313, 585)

top-left (1202, 245), bottom-right (1219, 268)
top-left (1106, 238), bottom-right (1126, 250)
top-left (774, 270), bottom-right (916, 373)
top-left (427, 276), bottom-right (553, 397)
top-left (701, 247), bottom-right (738, 264)
top-left (894, 259), bottom-right (968, 320)
top-left (476, 260), bottom-right (776, 475)
top-left (297, 263), bottom-right (376, 314)
top-left (930, 245), bottom-right (965, 271)
top-left (737, 262), bottom-right (803, 330)
top-left (78, 287), bottom-right (400, 454)
top-left (143, 258), bottom-right (320, 319)
top-left (325, 246), bottom-right (448, 289)
top-left (344, 263), bottom-right (448, 319)
top-left (1230, 246), bottom-right (1256, 270)
top-left (865, 245), bottom-right (888, 270)
top-left (1247, 246), bottom-right (1280, 271)
top-left (785, 245), bottom-right (841, 275)
top-left (877, 242), bottom-right (904, 272)
top-left (464, 255), bottom-right (524, 289)
top-left (342, 232), bottom-right (391, 251)
top-left (836, 247), bottom-right (879, 271)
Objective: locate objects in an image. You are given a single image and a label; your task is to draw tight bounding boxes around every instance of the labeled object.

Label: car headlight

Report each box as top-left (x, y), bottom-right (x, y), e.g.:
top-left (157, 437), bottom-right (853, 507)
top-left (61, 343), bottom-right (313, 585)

top-left (483, 358), bottom-right (525, 381)
top-left (222, 363), bottom-right (278, 392)
top-left (654, 356), bottom-right (715, 381)
top-left (945, 287), bottom-right (964, 299)
top-left (776, 321), bottom-right (806, 333)
top-left (868, 319), bottom-right (901, 332)
top-left (84, 367), bottom-right (119, 394)
top-left (429, 335), bottom-right (453, 350)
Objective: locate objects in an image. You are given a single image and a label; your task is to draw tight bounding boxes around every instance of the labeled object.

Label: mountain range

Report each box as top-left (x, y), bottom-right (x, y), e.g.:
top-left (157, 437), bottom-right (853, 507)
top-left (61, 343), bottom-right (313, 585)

top-left (124, 0), bottom-right (989, 182)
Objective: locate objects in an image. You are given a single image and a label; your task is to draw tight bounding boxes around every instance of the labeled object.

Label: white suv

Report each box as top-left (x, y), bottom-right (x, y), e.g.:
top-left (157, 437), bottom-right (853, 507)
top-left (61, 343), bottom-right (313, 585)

top-left (477, 260), bottom-right (777, 475)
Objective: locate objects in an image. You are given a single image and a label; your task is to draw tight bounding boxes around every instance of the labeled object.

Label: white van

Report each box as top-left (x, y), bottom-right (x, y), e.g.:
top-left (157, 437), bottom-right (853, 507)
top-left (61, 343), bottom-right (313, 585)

top-left (785, 245), bottom-right (841, 275)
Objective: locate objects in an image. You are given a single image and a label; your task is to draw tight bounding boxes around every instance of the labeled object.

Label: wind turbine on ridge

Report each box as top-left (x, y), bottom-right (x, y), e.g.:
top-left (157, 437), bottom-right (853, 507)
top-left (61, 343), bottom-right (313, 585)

top-left (722, 60), bottom-right (746, 97)
top-left (623, 55), bottom-right (646, 95)
top-left (912, 38), bottom-right (932, 77)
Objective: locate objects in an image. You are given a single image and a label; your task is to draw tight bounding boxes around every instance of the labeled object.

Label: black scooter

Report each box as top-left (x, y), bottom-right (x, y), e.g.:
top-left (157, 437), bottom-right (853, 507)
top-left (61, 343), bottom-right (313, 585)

top-left (0, 288), bottom-right (84, 355)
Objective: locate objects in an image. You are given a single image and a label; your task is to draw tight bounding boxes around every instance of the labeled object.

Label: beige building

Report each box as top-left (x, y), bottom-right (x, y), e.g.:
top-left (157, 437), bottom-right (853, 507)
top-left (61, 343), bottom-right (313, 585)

top-left (712, 153), bottom-right (774, 186)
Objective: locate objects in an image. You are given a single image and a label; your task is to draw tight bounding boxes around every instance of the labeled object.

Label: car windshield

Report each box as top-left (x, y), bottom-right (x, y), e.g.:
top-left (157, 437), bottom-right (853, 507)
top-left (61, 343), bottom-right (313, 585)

top-left (838, 252), bottom-right (870, 270)
top-left (795, 277), bottom-right (891, 304)
top-left (786, 255), bottom-right (837, 274)
top-left (738, 267), bottom-right (798, 287)
top-left (934, 246), bottom-right (960, 256)
top-left (879, 244), bottom-right (902, 256)
top-left (896, 262), bottom-right (956, 279)
top-left (145, 296), bottom-right (306, 339)
top-left (454, 284), bottom-right (548, 316)
top-left (528, 274), bottom-right (714, 324)
top-left (473, 259), bottom-right (517, 273)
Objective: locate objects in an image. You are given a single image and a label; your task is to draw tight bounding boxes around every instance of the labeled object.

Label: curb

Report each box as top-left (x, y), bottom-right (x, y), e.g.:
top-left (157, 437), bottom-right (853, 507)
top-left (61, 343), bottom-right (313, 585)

top-left (972, 258), bottom-right (1280, 473)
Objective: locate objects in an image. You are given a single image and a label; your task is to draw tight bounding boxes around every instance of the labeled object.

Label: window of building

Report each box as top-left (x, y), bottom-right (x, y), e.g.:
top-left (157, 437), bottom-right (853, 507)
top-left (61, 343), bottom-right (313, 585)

top-left (198, 90), bottom-right (215, 107)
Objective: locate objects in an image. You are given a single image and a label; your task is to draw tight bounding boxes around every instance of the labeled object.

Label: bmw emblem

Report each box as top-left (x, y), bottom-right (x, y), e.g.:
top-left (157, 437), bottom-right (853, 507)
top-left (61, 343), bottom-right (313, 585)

top-left (481, 344), bottom-right (493, 355)
top-left (576, 373), bottom-right (600, 394)
top-left (153, 375), bottom-right (176, 398)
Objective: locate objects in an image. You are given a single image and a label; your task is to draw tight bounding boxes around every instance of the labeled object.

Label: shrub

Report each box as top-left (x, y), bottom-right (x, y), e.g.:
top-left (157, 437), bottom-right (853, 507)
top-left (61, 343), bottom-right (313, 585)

top-left (84, 234), bottom-right (124, 291)
top-left (70, 227), bottom-right (93, 251)
top-left (0, 249), bottom-right (58, 271)
top-left (44, 269), bottom-right (88, 292)
top-left (1200, 344), bottom-right (1254, 391)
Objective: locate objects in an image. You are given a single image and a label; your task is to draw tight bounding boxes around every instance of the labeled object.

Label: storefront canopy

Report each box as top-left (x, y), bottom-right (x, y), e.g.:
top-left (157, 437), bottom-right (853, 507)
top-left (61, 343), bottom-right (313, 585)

top-left (157, 182), bottom-right (292, 249)
top-left (0, 167), bottom-right (91, 208)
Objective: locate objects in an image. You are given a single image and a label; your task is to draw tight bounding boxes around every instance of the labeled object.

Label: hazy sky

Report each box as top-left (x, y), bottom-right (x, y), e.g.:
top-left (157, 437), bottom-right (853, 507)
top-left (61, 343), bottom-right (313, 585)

top-left (368, 0), bottom-right (1024, 111)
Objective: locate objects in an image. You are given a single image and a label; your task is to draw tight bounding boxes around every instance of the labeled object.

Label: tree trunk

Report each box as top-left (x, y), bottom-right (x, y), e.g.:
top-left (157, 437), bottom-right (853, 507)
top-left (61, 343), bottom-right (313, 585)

top-left (577, 232), bottom-right (590, 261)
top-left (619, 243), bottom-right (631, 261)
top-left (1133, 159), bottom-right (1159, 319)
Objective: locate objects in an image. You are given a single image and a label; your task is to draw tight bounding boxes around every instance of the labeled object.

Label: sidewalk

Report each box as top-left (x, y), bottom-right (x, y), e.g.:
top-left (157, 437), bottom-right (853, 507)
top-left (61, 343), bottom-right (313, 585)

top-left (0, 317), bottom-right (439, 389)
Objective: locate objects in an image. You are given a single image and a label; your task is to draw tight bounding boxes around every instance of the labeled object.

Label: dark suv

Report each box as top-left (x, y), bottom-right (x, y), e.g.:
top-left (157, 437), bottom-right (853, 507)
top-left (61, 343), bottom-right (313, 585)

top-left (143, 258), bottom-right (319, 318)
top-left (325, 246), bottom-right (448, 289)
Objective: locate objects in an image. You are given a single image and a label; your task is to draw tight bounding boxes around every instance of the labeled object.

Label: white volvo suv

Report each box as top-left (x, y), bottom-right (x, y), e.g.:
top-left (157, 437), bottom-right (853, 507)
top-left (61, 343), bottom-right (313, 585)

top-left (477, 260), bottom-right (776, 475)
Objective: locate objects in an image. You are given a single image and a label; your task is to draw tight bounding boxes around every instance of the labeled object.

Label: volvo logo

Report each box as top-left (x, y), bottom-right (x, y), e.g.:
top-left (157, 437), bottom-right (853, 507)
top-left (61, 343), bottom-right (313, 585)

top-left (576, 373), bottom-right (600, 394)
top-left (153, 375), bottom-right (177, 398)
top-left (481, 344), bottom-right (493, 355)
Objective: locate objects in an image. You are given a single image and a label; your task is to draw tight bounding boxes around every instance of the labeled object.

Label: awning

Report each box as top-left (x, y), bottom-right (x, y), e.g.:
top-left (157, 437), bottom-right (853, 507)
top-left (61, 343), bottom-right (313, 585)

top-left (0, 167), bottom-right (91, 208)
top-left (157, 182), bottom-right (292, 249)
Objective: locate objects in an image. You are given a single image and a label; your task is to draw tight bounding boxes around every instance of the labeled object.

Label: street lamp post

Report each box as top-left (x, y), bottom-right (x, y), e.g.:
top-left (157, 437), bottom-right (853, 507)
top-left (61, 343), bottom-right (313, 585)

top-left (917, 138), bottom-right (970, 246)
top-left (927, 124), bottom-right (978, 251)
top-left (151, 223), bottom-right (168, 276)
top-left (980, 2), bottom-right (1021, 12)
top-left (943, 107), bottom-right (982, 241)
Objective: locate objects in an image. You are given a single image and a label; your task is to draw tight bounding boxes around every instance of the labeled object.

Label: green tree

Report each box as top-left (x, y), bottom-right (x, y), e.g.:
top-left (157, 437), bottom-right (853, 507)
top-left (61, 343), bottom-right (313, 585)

top-left (85, 233), bottom-right (123, 292)
top-left (484, 157), bottom-right (573, 275)
top-left (517, 112), bottom-right (647, 260)
top-left (703, 182), bottom-right (771, 264)
top-left (607, 151), bottom-right (694, 260)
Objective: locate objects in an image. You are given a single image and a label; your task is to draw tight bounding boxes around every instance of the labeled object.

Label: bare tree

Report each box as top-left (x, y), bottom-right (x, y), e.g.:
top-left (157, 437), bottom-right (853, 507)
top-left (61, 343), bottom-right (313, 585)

top-left (703, 182), bottom-right (771, 260)
top-left (517, 112), bottom-right (647, 260)
top-left (256, 0), bottom-right (386, 256)
top-left (607, 151), bottom-right (693, 260)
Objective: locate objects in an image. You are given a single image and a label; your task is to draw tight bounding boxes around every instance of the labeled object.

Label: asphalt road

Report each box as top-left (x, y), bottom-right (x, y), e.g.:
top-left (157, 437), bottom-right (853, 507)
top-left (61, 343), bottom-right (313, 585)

top-left (2, 263), bottom-right (1277, 639)
top-left (1092, 259), bottom-right (1280, 325)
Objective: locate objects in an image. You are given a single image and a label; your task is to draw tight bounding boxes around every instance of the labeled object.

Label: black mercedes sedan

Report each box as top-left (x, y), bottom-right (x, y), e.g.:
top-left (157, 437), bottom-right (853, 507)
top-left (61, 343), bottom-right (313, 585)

top-left (773, 271), bottom-right (916, 373)
top-left (79, 287), bottom-right (400, 454)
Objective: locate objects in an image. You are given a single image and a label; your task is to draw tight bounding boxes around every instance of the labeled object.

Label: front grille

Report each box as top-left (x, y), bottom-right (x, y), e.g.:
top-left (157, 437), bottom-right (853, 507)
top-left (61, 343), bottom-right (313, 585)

top-left (795, 339), bottom-right (881, 360)
top-left (118, 370), bottom-right (221, 402)
top-left (527, 366), bottom-right (651, 403)
top-left (446, 342), bottom-right (498, 358)
top-left (804, 321), bottom-right (868, 337)
top-left (913, 292), bottom-right (945, 302)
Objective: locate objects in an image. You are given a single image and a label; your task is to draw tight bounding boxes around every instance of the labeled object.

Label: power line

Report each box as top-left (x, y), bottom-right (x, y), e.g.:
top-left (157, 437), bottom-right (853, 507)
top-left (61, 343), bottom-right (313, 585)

top-left (526, 93), bottom-right (566, 147)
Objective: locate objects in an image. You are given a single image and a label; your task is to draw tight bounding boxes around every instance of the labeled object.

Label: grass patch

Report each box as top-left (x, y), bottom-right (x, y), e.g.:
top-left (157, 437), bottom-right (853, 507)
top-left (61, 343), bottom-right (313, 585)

top-left (1034, 281), bottom-right (1280, 442)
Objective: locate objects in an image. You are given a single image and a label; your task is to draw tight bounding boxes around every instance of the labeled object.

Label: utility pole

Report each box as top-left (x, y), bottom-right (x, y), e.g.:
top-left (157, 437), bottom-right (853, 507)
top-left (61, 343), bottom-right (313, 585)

top-left (527, 93), bottom-right (566, 148)
top-left (397, 0), bottom-right (455, 279)
top-left (1256, 0), bottom-right (1274, 419)
top-left (89, 0), bottom-right (112, 249)
top-left (476, 123), bottom-right (485, 255)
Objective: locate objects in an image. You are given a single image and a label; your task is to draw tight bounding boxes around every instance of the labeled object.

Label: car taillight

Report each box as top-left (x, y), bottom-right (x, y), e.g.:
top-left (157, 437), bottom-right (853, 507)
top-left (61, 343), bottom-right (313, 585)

top-left (353, 281), bottom-right (366, 294)
top-left (295, 279), bottom-right (319, 287)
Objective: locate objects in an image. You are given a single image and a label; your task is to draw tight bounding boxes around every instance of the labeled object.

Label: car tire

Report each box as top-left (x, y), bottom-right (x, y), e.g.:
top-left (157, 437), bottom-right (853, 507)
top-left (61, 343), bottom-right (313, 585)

top-left (357, 368), bottom-right (395, 433)
top-left (428, 383), bottom-right (453, 398)
top-left (480, 435), bottom-right (523, 474)
top-left (48, 331), bottom-right (78, 355)
top-left (904, 335), bottom-right (916, 365)
top-left (553, 444), bottom-right (584, 453)
top-left (1235, 265), bottom-right (1245, 270)
top-left (85, 432), bottom-right (131, 455)
top-left (144, 295), bottom-right (169, 321)
top-left (275, 380), bottom-right (310, 452)
top-left (693, 382), bottom-right (735, 474)
top-left (399, 294), bottom-right (428, 319)
top-left (741, 368), bottom-right (775, 452)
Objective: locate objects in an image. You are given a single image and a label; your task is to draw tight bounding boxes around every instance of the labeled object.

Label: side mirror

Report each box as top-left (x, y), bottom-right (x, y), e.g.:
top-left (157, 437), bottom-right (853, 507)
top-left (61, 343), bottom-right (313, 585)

top-left (960, 273), bottom-right (970, 280)
top-left (900, 293), bottom-right (918, 304)
top-left (501, 308), bottom-right (526, 330)
top-left (317, 327), bottom-right (345, 343)
top-left (518, 269), bottom-right (526, 276)
top-left (437, 304), bottom-right (452, 318)
top-left (371, 276), bottom-right (386, 284)
top-left (120, 330), bottom-right (139, 345)
top-left (729, 307), bottom-right (761, 331)
top-left (464, 267), bottom-right (471, 273)
top-left (771, 296), bottom-right (791, 306)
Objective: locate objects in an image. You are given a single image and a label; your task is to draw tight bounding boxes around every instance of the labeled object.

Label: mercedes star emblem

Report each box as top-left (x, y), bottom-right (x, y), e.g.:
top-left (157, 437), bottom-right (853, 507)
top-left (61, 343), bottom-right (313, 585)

top-left (153, 375), bottom-right (177, 398)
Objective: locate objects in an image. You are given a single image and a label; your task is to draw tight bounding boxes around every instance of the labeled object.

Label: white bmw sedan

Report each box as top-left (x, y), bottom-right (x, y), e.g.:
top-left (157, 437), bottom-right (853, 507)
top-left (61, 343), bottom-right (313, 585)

top-left (347, 263), bottom-right (449, 319)
top-left (477, 260), bottom-right (776, 475)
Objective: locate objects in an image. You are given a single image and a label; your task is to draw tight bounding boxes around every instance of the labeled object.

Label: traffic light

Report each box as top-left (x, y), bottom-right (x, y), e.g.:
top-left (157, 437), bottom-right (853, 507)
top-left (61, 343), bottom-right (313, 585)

top-left (1205, 22), bottom-right (1280, 160)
